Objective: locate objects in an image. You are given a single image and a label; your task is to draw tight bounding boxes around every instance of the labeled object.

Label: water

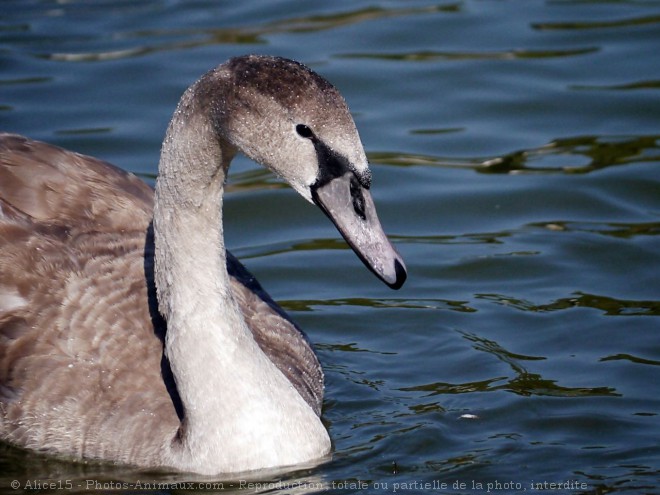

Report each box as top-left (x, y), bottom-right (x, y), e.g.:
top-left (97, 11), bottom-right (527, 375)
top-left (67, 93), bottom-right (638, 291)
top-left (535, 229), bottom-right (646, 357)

top-left (1, 1), bottom-right (659, 493)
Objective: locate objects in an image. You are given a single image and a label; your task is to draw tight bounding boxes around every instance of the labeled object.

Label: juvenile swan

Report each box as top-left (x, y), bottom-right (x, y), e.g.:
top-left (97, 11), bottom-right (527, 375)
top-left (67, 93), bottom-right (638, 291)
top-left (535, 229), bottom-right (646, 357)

top-left (0, 55), bottom-right (406, 474)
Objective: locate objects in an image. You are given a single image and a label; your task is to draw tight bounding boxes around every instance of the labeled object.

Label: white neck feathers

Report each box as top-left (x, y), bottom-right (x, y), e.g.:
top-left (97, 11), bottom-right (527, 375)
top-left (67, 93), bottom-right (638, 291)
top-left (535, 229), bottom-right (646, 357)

top-left (152, 88), bottom-right (330, 474)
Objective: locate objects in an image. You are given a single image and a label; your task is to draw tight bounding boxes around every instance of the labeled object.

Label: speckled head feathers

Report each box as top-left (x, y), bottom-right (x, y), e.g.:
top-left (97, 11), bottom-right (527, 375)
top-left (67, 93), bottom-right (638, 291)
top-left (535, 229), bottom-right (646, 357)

top-left (187, 55), bottom-right (370, 199)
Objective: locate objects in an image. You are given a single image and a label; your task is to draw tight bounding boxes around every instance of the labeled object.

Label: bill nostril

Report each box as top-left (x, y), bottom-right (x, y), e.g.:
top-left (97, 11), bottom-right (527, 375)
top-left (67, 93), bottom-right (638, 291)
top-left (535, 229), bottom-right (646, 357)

top-left (349, 175), bottom-right (366, 220)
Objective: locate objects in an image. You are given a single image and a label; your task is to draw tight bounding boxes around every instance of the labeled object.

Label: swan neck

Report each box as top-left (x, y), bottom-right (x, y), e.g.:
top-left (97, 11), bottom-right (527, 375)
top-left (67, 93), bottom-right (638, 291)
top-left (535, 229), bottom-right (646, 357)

top-left (153, 98), bottom-right (234, 322)
top-left (150, 75), bottom-right (330, 473)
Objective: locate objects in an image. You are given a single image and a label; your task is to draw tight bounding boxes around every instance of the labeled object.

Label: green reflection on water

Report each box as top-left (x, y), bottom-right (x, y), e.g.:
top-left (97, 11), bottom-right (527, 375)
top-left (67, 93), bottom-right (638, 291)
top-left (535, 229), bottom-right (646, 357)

top-left (532, 14), bottom-right (660, 31)
top-left (340, 47), bottom-right (598, 62)
top-left (400, 331), bottom-right (618, 399)
top-left (370, 134), bottom-right (660, 174)
top-left (478, 292), bottom-right (660, 317)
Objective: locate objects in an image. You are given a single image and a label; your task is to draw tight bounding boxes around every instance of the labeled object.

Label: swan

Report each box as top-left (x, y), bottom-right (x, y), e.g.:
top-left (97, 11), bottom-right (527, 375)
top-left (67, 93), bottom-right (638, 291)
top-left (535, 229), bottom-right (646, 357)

top-left (0, 55), bottom-right (406, 474)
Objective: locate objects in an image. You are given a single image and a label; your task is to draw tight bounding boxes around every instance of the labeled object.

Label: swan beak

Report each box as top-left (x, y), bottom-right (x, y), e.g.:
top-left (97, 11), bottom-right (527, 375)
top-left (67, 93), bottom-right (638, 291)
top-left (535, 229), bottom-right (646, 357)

top-left (311, 172), bottom-right (407, 290)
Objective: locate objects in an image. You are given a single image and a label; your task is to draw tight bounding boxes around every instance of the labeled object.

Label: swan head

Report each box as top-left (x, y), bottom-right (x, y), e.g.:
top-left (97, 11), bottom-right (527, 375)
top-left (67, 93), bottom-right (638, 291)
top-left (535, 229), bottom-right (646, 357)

top-left (205, 55), bottom-right (407, 289)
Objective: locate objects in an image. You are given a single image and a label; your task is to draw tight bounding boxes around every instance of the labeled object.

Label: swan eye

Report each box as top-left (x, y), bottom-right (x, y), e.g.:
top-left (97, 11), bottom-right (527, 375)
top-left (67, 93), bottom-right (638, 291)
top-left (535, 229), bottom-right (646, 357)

top-left (296, 124), bottom-right (314, 139)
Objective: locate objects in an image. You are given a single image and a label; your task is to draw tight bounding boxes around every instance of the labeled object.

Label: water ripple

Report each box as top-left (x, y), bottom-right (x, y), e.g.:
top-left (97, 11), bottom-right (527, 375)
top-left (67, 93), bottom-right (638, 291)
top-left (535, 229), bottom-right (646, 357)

top-left (370, 134), bottom-right (660, 174)
top-left (340, 47), bottom-right (599, 62)
top-left (532, 14), bottom-right (660, 31)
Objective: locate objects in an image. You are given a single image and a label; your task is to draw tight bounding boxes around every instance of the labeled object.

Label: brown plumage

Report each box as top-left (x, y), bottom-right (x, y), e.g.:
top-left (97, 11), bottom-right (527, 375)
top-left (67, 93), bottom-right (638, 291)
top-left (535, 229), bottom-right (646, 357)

top-left (0, 133), bottom-right (322, 463)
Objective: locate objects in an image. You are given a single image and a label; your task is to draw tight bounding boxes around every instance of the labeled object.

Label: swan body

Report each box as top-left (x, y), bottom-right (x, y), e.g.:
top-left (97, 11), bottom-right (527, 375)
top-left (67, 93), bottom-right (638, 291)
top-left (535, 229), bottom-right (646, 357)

top-left (0, 55), bottom-right (406, 474)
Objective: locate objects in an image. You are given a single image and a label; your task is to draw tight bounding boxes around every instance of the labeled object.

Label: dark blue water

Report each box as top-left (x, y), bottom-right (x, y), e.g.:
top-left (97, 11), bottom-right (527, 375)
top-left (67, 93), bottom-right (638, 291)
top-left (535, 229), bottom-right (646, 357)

top-left (1, 1), bottom-right (659, 494)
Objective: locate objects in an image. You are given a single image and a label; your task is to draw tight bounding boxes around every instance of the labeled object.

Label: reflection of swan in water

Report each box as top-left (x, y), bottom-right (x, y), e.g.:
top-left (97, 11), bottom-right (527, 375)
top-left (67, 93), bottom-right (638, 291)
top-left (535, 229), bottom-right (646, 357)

top-left (0, 55), bottom-right (406, 474)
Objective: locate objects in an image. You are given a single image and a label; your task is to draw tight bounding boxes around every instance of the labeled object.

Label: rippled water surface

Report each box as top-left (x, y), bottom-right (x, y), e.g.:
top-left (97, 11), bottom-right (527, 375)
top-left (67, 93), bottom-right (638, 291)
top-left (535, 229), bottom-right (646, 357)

top-left (1, 1), bottom-right (659, 494)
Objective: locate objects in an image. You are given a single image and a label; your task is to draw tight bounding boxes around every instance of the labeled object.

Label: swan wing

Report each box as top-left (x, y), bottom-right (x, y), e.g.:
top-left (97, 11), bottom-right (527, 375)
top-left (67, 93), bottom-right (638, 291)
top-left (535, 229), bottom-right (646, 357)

top-left (0, 135), bottom-right (322, 459)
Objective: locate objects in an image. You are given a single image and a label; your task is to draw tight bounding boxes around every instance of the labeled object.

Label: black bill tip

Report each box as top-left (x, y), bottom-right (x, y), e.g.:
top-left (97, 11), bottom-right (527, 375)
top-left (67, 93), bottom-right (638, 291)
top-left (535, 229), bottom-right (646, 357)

top-left (387, 258), bottom-right (407, 290)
